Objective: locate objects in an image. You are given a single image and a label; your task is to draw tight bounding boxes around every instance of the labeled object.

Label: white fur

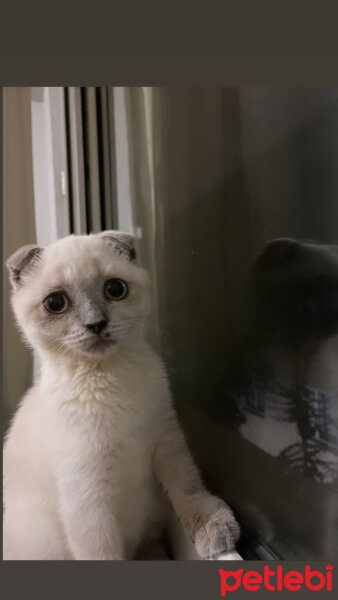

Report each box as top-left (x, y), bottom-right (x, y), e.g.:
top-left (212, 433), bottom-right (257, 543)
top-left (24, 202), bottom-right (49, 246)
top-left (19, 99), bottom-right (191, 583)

top-left (4, 233), bottom-right (239, 560)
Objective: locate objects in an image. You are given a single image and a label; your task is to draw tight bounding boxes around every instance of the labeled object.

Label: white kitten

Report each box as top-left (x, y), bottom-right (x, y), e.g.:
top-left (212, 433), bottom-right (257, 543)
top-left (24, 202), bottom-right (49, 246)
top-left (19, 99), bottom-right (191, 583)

top-left (3, 231), bottom-right (239, 560)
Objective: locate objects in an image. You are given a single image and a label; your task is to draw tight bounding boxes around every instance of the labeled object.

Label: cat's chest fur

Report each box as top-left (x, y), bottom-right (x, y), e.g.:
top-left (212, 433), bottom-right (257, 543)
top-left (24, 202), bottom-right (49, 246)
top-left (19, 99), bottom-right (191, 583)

top-left (43, 355), bottom-right (160, 458)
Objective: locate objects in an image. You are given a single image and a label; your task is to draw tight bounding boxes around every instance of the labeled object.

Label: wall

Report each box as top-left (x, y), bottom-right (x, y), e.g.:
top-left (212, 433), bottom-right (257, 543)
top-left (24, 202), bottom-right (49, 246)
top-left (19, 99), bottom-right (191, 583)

top-left (3, 87), bottom-right (37, 430)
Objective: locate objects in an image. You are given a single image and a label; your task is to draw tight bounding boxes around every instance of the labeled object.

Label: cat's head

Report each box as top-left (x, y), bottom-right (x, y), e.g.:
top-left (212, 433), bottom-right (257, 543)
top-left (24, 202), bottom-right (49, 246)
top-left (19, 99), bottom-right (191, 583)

top-left (6, 231), bottom-right (150, 358)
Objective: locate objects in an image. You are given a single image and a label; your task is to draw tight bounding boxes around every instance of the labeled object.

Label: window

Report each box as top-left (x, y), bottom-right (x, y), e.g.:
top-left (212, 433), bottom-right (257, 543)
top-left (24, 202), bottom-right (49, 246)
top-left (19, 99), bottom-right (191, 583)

top-left (29, 86), bottom-right (338, 560)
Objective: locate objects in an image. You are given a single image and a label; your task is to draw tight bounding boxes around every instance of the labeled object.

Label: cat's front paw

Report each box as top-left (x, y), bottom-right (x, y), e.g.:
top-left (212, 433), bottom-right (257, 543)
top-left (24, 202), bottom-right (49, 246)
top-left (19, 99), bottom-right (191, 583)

top-left (194, 502), bottom-right (240, 559)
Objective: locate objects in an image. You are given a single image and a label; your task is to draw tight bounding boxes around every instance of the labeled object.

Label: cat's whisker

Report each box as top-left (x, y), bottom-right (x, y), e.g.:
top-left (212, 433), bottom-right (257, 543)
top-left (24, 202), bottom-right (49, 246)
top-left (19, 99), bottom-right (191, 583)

top-left (147, 323), bottom-right (173, 340)
top-left (63, 331), bottom-right (88, 343)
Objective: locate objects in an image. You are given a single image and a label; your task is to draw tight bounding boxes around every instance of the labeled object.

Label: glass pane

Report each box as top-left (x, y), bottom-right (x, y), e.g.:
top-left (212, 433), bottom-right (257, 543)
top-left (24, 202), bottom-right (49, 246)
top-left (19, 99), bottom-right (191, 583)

top-left (112, 87), bottom-right (338, 559)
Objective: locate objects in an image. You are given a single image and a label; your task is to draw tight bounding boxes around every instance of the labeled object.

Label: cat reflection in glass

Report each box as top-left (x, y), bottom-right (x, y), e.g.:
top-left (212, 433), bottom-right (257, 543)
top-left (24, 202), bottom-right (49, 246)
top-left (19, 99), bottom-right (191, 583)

top-left (3, 231), bottom-right (239, 560)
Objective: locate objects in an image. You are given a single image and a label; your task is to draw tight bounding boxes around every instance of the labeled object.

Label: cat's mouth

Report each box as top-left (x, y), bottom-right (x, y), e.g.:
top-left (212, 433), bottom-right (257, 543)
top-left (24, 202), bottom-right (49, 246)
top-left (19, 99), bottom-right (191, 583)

top-left (72, 335), bottom-right (118, 355)
top-left (63, 331), bottom-right (120, 356)
top-left (87, 337), bottom-right (117, 352)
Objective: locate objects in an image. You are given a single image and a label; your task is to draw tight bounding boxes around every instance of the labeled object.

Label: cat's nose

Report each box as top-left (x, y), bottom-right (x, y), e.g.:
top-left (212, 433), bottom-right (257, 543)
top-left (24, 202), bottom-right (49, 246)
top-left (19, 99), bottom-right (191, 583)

top-left (85, 320), bottom-right (108, 334)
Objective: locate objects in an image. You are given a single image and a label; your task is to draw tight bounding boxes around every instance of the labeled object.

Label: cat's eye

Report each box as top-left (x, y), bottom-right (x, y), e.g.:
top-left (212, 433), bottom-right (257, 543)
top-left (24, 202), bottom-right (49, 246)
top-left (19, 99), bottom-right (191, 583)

top-left (104, 278), bottom-right (128, 301)
top-left (43, 293), bottom-right (70, 314)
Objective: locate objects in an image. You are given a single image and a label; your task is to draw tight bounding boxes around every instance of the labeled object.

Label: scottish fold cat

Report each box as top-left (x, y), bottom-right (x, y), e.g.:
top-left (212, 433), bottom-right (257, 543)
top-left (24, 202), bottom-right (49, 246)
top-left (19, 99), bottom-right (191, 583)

top-left (3, 231), bottom-right (239, 560)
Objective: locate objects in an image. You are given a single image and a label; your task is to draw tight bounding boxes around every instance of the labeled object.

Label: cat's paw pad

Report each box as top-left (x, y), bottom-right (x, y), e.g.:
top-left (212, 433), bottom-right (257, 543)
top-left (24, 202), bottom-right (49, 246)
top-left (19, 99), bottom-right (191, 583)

top-left (194, 504), bottom-right (240, 559)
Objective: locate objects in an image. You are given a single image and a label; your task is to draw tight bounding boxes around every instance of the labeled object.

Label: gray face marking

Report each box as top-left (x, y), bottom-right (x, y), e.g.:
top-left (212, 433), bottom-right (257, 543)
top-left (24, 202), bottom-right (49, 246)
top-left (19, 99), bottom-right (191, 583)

top-left (38, 277), bottom-right (133, 356)
top-left (52, 279), bottom-right (117, 354)
top-left (78, 296), bottom-right (107, 330)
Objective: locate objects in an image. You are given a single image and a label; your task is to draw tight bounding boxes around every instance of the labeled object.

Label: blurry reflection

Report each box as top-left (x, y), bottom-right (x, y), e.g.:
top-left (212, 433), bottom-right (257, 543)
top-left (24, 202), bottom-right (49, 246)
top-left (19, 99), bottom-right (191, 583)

top-left (213, 238), bottom-right (338, 488)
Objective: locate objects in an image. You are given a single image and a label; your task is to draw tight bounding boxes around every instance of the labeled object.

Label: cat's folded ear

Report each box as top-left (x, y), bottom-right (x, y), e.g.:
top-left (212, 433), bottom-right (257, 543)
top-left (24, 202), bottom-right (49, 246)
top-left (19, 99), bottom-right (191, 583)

top-left (6, 244), bottom-right (43, 288)
top-left (255, 238), bottom-right (301, 269)
top-left (97, 230), bottom-right (137, 262)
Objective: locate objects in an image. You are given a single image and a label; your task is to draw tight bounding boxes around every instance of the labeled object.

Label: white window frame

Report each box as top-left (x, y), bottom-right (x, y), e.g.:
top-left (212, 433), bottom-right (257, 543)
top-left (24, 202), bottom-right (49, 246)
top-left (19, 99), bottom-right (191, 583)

top-left (31, 87), bottom-right (71, 246)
